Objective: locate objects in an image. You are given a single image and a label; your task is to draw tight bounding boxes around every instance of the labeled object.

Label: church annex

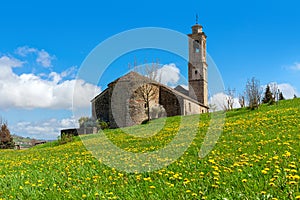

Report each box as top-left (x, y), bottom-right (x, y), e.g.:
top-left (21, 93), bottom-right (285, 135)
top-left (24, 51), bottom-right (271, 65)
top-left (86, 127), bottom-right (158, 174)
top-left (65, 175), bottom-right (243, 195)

top-left (91, 22), bottom-right (209, 128)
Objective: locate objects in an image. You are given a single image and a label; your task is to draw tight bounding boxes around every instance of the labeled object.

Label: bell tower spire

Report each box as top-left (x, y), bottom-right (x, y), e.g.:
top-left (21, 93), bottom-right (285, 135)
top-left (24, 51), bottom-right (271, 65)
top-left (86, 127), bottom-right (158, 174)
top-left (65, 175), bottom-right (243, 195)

top-left (188, 20), bottom-right (208, 109)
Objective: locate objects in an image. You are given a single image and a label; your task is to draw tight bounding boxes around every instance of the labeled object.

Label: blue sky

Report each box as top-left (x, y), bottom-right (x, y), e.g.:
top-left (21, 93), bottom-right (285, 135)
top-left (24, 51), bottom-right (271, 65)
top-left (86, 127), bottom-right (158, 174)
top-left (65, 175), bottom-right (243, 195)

top-left (0, 0), bottom-right (300, 139)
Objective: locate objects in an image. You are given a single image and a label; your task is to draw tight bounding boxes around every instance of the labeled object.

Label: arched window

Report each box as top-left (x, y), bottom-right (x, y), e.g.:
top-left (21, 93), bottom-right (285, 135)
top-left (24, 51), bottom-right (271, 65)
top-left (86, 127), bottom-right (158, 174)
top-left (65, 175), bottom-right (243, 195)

top-left (193, 40), bottom-right (200, 53)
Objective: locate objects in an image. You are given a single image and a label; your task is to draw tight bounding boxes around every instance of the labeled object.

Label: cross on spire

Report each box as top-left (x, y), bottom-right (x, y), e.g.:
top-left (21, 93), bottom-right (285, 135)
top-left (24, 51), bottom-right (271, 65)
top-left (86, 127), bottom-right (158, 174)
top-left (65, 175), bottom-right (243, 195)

top-left (196, 14), bottom-right (199, 24)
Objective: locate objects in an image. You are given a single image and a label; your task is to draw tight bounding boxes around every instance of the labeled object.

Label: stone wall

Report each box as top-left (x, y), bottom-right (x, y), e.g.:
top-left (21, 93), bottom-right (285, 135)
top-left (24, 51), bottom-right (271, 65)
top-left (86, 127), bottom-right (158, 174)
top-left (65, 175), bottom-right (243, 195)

top-left (129, 84), bottom-right (159, 124)
top-left (183, 99), bottom-right (201, 115)
top-left (159, 86), bottom-right (182, 117)
top-left (94, 90), bottom-right (110, 122)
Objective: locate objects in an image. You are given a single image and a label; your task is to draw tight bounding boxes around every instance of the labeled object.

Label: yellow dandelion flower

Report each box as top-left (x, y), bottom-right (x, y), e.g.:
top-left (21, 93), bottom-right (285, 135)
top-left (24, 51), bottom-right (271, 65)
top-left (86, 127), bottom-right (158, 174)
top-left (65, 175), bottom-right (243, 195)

top-left (261, 170), bottom-right (268, 174)
top-left (295, 195), bottom-right (300, 199)
top-left (186, 190), bottom-right (191, 193)
top-left (269, 182), bottom-right (275, 187)
top-left (82, 194), bottom-right (87, 198)
top-left (149, 185), bottom-right (156, 189)
top-left (293, 175), bottom-right (299, 180)
top-left (289, 181), bottom-right (297, 185)
top-left (242, 179), bottom-right (247, 183)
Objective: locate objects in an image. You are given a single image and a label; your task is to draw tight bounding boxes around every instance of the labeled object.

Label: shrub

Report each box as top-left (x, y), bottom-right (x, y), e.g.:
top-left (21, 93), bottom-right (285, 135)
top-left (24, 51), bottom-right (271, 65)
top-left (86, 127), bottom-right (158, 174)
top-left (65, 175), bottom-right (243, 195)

top-left (97, 120), bottom-right (109, 130)
top-left (58, 133), bottom-right (74, 145)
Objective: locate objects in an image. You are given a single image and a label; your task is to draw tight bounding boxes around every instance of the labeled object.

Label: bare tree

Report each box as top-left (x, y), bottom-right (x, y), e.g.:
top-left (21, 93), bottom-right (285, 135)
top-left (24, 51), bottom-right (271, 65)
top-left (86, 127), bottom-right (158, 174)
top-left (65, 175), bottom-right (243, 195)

top-left (245, 77), bottom-right (261, 109)
top-left (208, 103), bottom-right (217, 113)
top-left (269, 82), bottom-right (278, 102)
top-left (238, 94), bottom-right (245, 108)
top-left (133, 60), bottom-right (161, 122)
top-left (225, 88), bottom-right (235, 110)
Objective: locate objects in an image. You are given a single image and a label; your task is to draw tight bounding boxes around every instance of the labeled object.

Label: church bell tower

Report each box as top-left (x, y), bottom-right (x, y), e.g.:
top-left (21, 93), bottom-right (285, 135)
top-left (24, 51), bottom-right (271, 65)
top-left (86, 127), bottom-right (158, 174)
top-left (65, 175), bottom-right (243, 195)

top-left (188, 19), bottom-right (208, 107)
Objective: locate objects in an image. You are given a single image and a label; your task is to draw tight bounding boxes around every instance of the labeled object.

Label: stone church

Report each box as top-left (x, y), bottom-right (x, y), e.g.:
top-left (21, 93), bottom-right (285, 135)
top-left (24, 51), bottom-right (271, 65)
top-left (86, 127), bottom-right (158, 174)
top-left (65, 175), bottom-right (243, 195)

top-left (91, 22), bottom-right (209, 128)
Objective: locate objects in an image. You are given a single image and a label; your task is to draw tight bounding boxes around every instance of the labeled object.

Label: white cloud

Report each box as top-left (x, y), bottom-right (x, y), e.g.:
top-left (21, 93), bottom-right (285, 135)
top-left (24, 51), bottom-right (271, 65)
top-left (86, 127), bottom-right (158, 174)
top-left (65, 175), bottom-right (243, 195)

top-left (15, 46), bottom-right (37, 56)
top-left (0, 56), bottom-right (100, 110)
top-left (11, 117), bottom-right (79, 140)
top-left (209, 92), bottom-right (240, 111)
top-left (15, 46), bottom-right (55, 67)
top-left (36, 49), bottom-right (54, 67)
top-left (157, 63), bottom-right (180, 85)
top-left (288, 62), bottom-right (300, 71)
top-left (278, 83), bottom-right (299, 99)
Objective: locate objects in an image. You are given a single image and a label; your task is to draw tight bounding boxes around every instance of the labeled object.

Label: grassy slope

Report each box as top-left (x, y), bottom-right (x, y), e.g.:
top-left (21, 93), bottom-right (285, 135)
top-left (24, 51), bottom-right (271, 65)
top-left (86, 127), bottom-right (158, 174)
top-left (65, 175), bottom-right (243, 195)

top-left (0, 99), bottom-right (299, 199)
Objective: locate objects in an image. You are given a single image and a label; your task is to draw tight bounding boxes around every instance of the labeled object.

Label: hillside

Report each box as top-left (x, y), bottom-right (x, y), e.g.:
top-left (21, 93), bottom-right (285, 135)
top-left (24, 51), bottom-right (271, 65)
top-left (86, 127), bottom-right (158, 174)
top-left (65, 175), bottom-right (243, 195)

top-left (0, 99), bottom-right (299, 199)
top-left (12, 135), bottom-right (47, 149)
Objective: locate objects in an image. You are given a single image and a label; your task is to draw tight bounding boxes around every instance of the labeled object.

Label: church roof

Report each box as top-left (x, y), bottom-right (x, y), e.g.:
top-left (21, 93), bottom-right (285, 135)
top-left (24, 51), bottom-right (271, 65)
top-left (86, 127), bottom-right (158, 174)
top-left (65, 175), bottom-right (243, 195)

top-left (91, 71), bottom-right (208, 108)
top-left (174, 85), bottom-right (189, 96)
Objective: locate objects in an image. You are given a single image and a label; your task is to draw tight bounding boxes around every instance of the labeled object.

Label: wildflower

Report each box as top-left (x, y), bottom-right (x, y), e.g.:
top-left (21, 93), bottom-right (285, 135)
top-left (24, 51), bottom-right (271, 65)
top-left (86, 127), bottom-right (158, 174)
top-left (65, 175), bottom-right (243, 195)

top-left (242, 179), bottom-right (247, 183)
top-left (82, 194), bottom-right (87, 198)
top-left (269, 182), bottom-right (275, 187)
top-left (289, 181), bottom-right (297, 185)
top-left (261, 191), bottom-right (266, 195)
top-left (261, 170), bottom-right (268, 174)
top-left (149, 186), bottom-right (156, 189)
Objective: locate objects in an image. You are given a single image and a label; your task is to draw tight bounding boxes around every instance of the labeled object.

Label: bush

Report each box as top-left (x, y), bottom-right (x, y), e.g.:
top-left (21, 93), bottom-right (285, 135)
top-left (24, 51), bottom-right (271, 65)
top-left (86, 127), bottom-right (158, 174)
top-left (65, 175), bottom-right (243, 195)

top-left (97, 120), bottom-right (109, 130)
top-left (58, 133), bottom-right (73, 145)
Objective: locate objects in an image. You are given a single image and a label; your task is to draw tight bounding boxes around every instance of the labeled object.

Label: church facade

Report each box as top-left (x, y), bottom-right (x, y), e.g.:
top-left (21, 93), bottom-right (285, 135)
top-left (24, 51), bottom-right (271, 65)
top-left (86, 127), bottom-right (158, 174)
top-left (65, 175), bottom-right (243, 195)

top-left (91, 22), bottom-right (209, 128)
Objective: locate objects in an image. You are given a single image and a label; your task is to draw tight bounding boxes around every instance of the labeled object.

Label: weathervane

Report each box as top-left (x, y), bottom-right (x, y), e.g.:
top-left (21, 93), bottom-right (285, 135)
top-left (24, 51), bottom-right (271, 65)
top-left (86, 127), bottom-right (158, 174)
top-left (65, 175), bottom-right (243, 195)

top-left (196, 14), bottom-right (199, 24)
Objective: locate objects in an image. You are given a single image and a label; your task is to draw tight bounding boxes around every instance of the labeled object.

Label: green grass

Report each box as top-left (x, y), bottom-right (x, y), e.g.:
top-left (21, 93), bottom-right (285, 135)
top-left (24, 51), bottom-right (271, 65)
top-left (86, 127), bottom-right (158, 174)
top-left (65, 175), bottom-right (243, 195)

top-left (0, 99), bottom-right (299, 199)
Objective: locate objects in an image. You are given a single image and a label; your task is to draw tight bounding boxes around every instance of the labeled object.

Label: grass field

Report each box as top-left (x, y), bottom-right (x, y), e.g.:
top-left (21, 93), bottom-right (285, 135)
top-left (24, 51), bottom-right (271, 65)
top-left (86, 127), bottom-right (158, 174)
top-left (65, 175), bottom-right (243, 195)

top-left (0, 99), bottom-right (299, 199)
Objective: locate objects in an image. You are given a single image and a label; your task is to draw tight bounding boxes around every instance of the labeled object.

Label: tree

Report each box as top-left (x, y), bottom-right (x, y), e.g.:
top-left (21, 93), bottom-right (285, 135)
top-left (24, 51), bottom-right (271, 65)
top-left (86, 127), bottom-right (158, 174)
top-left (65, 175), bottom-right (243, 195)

top-left (279, 92), bottom-right (285, 100)
top-left (238, 94), bottom-right (245, 108)
top-left (269, 83), bottom-right (278, 101)
top-left (245, 77), bottom-right (261, 109)
top-left (133, 61), bottom-right (161, 122)
top-left (0, 118), bottom-right (15, 149)
top-left (294, 94), bottom-right (297, 99)
top-left (223, 88), bottom-right (235, 111)
top-left (262, 85), bottom-right (274, 104)
top-left (78, 117), bottom-right (89, 128)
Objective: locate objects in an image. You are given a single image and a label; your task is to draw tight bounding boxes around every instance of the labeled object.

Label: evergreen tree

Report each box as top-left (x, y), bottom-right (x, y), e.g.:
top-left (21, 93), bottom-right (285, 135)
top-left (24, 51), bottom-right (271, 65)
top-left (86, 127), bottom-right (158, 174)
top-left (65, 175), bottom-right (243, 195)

top-left (294, 94), bottom-right (298, 99)
top-left (279, 92), bottom-right (285, 100)
top-left (262, 85), bottom-right (274, 104)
